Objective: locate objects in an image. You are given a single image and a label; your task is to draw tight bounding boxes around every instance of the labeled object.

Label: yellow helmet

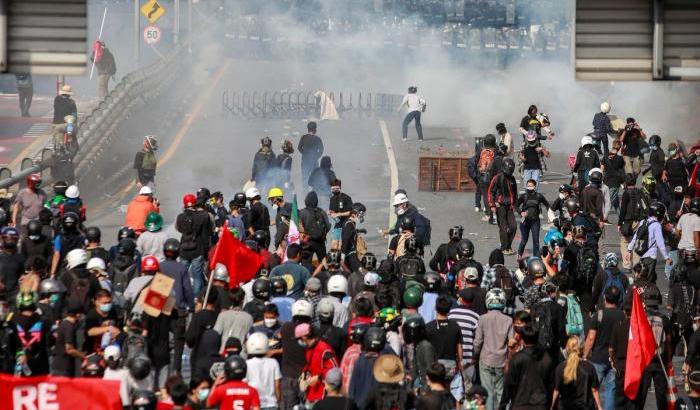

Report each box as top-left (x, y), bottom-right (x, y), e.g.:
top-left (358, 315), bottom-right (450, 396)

top-left (267, 187), bottom-right (284, 199)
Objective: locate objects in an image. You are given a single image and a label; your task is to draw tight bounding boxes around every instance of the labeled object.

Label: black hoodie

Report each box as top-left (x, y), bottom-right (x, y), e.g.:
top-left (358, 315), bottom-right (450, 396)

top-left (299, 191), bottom-right (330, 241)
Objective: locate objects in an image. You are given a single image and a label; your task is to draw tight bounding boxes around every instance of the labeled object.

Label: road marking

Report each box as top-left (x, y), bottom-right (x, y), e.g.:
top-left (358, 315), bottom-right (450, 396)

top-left (23, 123), bottom-right (50, 138)
top-left (379, 119), bottom-right (398, 229)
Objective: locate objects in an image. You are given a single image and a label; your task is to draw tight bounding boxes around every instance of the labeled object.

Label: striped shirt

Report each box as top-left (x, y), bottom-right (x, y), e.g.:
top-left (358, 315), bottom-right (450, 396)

top-left (448, 306), bottom-right (480, 360)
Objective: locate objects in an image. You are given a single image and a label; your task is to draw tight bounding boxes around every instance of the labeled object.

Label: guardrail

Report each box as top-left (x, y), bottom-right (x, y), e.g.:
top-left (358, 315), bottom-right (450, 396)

top-left (0, 43), bottom-right (189, 190)
top-left (221, 90), bottom-right (403, 119)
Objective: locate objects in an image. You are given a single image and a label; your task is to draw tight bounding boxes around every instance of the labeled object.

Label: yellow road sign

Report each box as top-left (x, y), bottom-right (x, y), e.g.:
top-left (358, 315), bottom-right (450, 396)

top-left (141, 0), bottom-right (165, 24)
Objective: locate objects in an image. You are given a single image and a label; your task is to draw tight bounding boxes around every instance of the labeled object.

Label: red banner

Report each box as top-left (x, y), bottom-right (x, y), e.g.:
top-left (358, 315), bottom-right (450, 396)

top-left (0, 374), bottom-right (121, 410)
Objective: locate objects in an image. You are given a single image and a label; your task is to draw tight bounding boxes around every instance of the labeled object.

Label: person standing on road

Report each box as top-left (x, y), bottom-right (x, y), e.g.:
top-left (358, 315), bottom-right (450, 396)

top-left (488, 158), bottom-right (518, 255)
top-left (52, 85), bottom-right (77, 148)
top-left (91, 40), bottom-right (117, 99)
top-left (397, 86), bottom-right (426, 142)
top-left (124, 186), bottom-right (160, 235)
top-left (176, 193), bottom-right (213, 296)
top-left (298, 121), bottom-right (324, 187)
top-left (11, 174), bottom-right (46, 232)
top-left (619, 117), bottom-right (647, 182)
top-left (592, 101), bottom-right (614, 156)
top-left (15, 74), bottom-right (33, 117)
top-left (134, 135), bottom-right (158, 189)
top-left (515, 178), bottom-right (550, 259)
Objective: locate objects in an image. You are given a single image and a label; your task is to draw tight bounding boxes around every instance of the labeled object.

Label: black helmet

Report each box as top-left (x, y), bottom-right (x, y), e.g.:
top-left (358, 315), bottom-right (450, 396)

top-left (449, 225), bottom-right (463, 241)
top-left (118, 226), bottom-right (136, 241)
top-left (351, 202), bottom-right (367, 216)
top-left (649, 134), bottom-right (661, 146)
top-left (589, 170), bottom-right (603, 184)
top-left (232, 192), bottom-right (247, 208)
top-left (502, 158), bottom-right (515, 175)
top-left (253, 230), bottom-right (269, 248)
top-left (224, 355), bottom-right (247, 380)
top-left (261, 137), bottom-right (272, 147)
top-left (683, 249), bottom-right (697, 264)
top-left (496, 123), bottom-right (507, 134)
top-left (118, 238), bottom-right (136, 255)
top-left (558, 184), bottom-right (574, 195)
top-left (361, 252), bottom-right (377, 271)
top-left (85, 226), bottom-right (101, 243)
top-left (405, 236), bottom-right (418, 254)
top-left (399, 215), bottom-right (416, 231)
top-left (484, 133), bottom-right (496, 148)
top-left (402, 316), bottom-right (427, 344)
top-left (131, 390), bottom-right (157, 410)
top-left (350, 323), bottom-right (369, 344)
top-left (425, 272), bottom-right (442, 292)
top-left (163, 238), bottom-right (180, 258)
top-left (82, 354), bottom-right (106, 377)
top-left (327, 249), bottom-right (342, 267)
top-left (363, 327), bottom-right (387, 352)
top-left (270, 276), bottom-right (287, 297)
top-left (53, 180), bottom-right (68, 196)
top-left (197, 187), bottom-right (211, 202)
top-left (457, 239), bottom-right (474, 259)
top-left (649, 201), bottom-right (666, 219)
top-left (62, 212), bottom-right (79, 229)
top-left (252, 278), bottom-right (270, 300)
top-left (27, 220), bottom-right (42, 238)
top-left (564, 198), bottom-right (579, 214)
top-left (527, 257), bottom-right (546, 277)
top-left (128, 355), bottom-right (152, 380)
top-left (245, 240), bottom-right (260, 253)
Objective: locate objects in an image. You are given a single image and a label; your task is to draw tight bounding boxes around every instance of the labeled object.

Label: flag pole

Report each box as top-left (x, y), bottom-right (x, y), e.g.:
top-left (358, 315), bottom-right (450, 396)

top-left (202, 221), bottom-right (227, 307)
top-left (89, 7), bottom-right (108, 80)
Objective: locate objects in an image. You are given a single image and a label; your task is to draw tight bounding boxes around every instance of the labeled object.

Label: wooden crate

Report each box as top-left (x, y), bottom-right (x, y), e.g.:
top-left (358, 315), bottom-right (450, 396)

top-left (418, 151), bottom-right (476, 192)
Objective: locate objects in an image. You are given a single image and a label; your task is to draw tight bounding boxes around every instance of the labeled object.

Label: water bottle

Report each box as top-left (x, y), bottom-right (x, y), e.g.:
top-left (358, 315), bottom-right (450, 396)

top-left (101, 330), bottom-right (112, 349)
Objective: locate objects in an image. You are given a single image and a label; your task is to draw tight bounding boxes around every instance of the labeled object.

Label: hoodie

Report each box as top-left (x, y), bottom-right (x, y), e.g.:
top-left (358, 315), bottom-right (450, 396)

top-left (299, 191), bottom-right (330, 241)
top-left (308, 156), bottom-right (337, 192)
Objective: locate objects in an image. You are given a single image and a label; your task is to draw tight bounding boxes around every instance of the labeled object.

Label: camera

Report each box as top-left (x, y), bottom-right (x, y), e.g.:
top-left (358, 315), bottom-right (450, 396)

top-left (625, 124), bottom-right (634, 132)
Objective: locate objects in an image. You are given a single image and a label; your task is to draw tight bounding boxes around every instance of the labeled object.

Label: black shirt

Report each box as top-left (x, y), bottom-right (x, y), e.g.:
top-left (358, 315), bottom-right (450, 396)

top-left (12, 313), bottom-right (51, 375)
top-left (53, 95), bottom-right (77, 124)
top-left (176, 208), bottom-right (213, 259)
top-left (298, 134), bottom-right (324, 163)
top-left (248, 201), bottom-right (271, 234)
top-left (554, 359), bottom-right (599, 410)
top-left (84, 308), bottom-right (120, 353)
top-left (20, 236), bottom-right (53, 263)
top-left (341, 220), bottom-right (357, 255)
top-left (603, 154), bottom-right (625, 187)
top-left (425, 318), bottom-right (461, 361)
top-left (280, 321), bottom-right (307, 377)
top-left (609, 316), bottom-right (629, 370)
top-left (522, 145), bottom-right (541, 170)
top-left (622, 129), bottom-right (643, 157)
top-left (0, 251), bottom-right (25, 300)
top-left (329, 193), bottom-right (353, 229)
top-left (312, 396), bottom-right (359, 410)
top-left (416, 390), bottom-right (456, 410)
top-left (588, 307), bottom-right (625, 364)
top-left (52, 319), bottom-right (78, 376)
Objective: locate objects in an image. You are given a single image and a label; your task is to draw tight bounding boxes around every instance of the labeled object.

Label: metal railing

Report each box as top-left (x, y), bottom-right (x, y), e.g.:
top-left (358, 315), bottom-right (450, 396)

top-left (0, 45), bottom-right (188, 190)
top-left (221, 90), bottom-right (403, 119)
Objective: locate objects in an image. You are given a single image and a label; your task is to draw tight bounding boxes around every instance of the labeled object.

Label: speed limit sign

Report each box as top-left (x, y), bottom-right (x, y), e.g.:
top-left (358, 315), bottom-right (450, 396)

top-left (143, 25), bottom-right (161, 44)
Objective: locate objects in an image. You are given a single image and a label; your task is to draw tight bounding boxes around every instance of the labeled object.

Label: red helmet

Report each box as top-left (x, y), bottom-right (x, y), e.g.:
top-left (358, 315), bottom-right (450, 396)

top-left (141, 255), bottom-right (160, 273)
top-left (183, 193), bottom-right (196, 208)
top-left (26, 174), bottom-right (42, 189)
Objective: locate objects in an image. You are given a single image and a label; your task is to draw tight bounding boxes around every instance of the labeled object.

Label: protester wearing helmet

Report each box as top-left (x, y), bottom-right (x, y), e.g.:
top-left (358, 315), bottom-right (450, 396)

top-left (488, 158), bottom-right (518, 254)
top-left (269, 276), bottom-right (295, 322)
top-left (252, 136), bottom-right (276, 186)
top-left (278, 299), bottom-right (314, 409)
top-left (134, 135), bottom-right (158, 188)
top-left (628, 201), bottom-right (673, 283)
top-left (0, 227), bottom-right (24, 302)
top-left (327, 179), bottom-right (353, 249)
top-left (11, 174), bottom-right (47, 230)
top-left (592, 101), bottom-right (613, 156)
top-left (429, 226), bottom-right (462, 274)
top-left (389, 193), bottom-right (428, 254)
top-left (125, 186), bottom-right (160, 235)
top-left (9, 289), bottom-right (51, 376)
top-left (339, 202), bottom-right (366, 273)
top-left (244, 278), bottom-right (270, 324)
top-left (322, 274), bottom-right (350, 328)
top-left (619, 117), bottom-right (647, 180)
top-left (349, 326), bottom-right (387, 407)
top-left (208, 355), bottom-right (261, 410)
top-left (83, 226), bottom-right (110, 264)
top-left (316, 298), bottom-right (346, 358)
top-left (573, 134), bottom-right (601, 197)
top-left (49, 211), bottom-right (83, 276)
top-left (19, 219), bottom-right (51, 264)
top-left (245, 188), bottom-right (271, 243)
top-left (175, 192), bottom-right (214, 296)
top-left (135, 211), bottom-right (168, 262)
top-left (449, 239), bottom-right (484, 292)
top-left (245, 332), bottom-right (282, 409)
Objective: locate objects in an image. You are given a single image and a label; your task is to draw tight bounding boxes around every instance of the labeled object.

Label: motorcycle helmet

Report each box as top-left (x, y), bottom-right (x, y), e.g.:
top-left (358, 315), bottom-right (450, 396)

top-left (485, 288), bottom-right (507, 310)
top-left (327, 249), bottom-right (342, 267)
top-left (603, 252), bottom-right (619, 268)
top-left (65, 185), bottom-right (80, 199)
top-left (85, 226), bottom-right (101, 243)
top-left (527, 257), bottom-right (546, 277)
top-left (503, 158), bottom-right (515, 175)
top-left (27, 220), bottom-right (42, 240)
top-left (118, 226), bottom-right (136, 241)
top-left (253, 230), bottom-right (269, 249)
top-left (144, 212), bottom-right (163, 232)
top-left (131, 390), bottom-right (156, 410)
top-left (39, 278), bottom-right (67, 296)
top-left (26, 173), bottom-right (41, 190)
top-left (642, 174), bottom-right (657, 193)
top-left (232, 192), bottom-right (247, 208)
top-left (580, 135), bottom-right (593, 147)
top-left (449, 225), bottom-right (464, 241)
top-left (140, 255), bottom-right (160, 273)
top-left (361, 252), bottom-right (377, 271)
top-left (350, 323), bottom-right (369, 344)
top-left (16, 289), bottom-right (38, 310)
top-left (246, 333), bottom-right (269, 356)
top-left (649, 201), bottom-right (666, 219)
top-left (252, 278), bottom-right (270, 300)
top-left (212, 264), bottom-right (229, 282)
top-left (128, 355), bottom-right (152, 380)
top-left (82, 354), bottom-right (106, 377)
top-left (564, 198), bottom-right (579, 214)
top-left (402, 316), bottom-right (427, 344)
top-left (405, 236), bottom-right (418, 254)
top-left (52, 180), bottom-right (68, 196)
top-left (62, 212), bottom-right (79, 230)
top-left (483, 133), bottom-right (496, 148)
top-left (558, 184), bottom-right (574, 195)
top-left (182, 193), bottom-right (196, 208)
top-left (424, 272), bottom-right (442, 292)
top-left (292, 299), bottom-right (313, 319)
top-left (402, 286), bottom-right (423, 308)
top-left (270, 276), bottom-right (288, 297)
top-left (363, 327), bottom-right (387, 352)
top-left (457, 238), bottom-right (475, 259)
top-left (65, 249), bottom-right (88, 270)
top-left (163, 238), bottom-right (180, 258)
top-left (118, 238), bottom-right (136, 255)
top-left (317, 298), bottom-right (335, 321)
top-left (327, 274), bottom-right (348, 295)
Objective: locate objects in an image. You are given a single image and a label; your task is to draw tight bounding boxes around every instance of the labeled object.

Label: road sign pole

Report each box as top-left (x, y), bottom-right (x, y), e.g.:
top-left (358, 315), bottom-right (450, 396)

top-left (174, 0), bottom-right (179, 45)
top-left (134, 0), bottom-right (140, 68)
top-left (187, 0), bottom-right (192, 40)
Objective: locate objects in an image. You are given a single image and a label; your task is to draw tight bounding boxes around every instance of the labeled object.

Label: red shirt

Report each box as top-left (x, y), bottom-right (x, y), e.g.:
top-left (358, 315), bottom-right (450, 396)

top-left (207, 380), bottom-right (261, 410)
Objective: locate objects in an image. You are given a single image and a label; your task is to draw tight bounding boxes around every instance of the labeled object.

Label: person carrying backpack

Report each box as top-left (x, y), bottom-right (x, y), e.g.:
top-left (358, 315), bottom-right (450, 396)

top-left (591, 253), bottom-right (629, 311)
top-left (59, 249), bottom-right (101, 312)
top-left (627, 201), bottom-right (673, 283)
top-left (573, 135), bottom-right (601, 198)
top-left (618, 174), bottom-right (646, 269)
top-left (299, 191), bottom-right (330, 262)
top-left (530, 280), bottom-right (567, 363)
top-left (479, 134), bottom-right (498, 223)
top-left (583, 286), bottom-right (625, 410)
top-left (481, 249), bottom-right (522, 315)
top-left (488, 158), bottom-right (518, 254)
top-left (668, 265), bottom-right (698, 356)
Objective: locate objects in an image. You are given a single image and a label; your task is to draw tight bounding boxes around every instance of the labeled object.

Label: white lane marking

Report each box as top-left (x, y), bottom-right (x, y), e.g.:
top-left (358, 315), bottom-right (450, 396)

top-left (379, 120), bottom-right (398, 230)
top-left (23, 123), bottom-right (50, 138)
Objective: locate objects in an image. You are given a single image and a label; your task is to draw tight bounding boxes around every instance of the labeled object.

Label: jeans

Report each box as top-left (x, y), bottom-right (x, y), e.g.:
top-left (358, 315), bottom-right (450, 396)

top-left (608, 185), bottom-right (620, 211)
top-left (402, 110), bottom-right (423, 140)
top-left (640, 256), bottom-right (657, 283)
top-left (592, 362), bottom-right (616, 410)
top-left (281, 376), bottom-right (301, 410)
top-left (479, 363), bottom-right (504, 410)
top-left (522, 168), bottom-right (542, 191)
top-left (517, 218), bottom-right (541, 257)
top-left (170, 309), bottom-right (187, 373)
top-left (182, 255), bottom-right (206, 296)
top-left (18, 86), bottom-right (32, 116)
top-left (301, 158), bottom-right (318, 189)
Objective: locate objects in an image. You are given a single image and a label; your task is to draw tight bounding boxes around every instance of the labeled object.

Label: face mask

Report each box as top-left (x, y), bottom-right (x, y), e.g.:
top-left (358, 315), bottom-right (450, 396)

top-left (297, 339), bottom-right (307, 349)
top-left (272, 204), bottom-right (279, 210)
top-left (396, 207), bottom-right (406, 216)
top-left (28, 235), bottom-right (40, 241)
top-left (669, 150), bottom-right (677, 156)
top-left (99, 303), bottom-right (112, 313)
top-left (49, 294), bottom-right (60, 305)
top-left (197, 389), bottom-right (210, 402)
top-left (264, 318), bottom-right (277, 328)
top-left (526, 187), bottom-right (535, 192)
top-left (650, 145), bottom-right (658, 151)
top-left (694, 323), bottom-right (699, 332)
top-left (331, 190), bottom-right (340, 195)
top-left (559, 193), bottom-right (566, 200)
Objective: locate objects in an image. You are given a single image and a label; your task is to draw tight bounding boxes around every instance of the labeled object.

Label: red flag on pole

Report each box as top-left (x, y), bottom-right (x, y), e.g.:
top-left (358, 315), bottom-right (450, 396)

top-left (209, 223), bottom-right (264, 288)
top-left (624, 287), bottom-right (657, 399)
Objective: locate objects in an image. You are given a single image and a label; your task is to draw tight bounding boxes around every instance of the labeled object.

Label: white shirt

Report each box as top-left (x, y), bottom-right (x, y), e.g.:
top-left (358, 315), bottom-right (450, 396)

top-left (401, 94), bottom-right (425, 113)
top-left (245, 357), bottom-right (282, 408)
top-left (104, 368), bottom-right (131, 406)
top-left (678, 212), bottom-right (700, 250)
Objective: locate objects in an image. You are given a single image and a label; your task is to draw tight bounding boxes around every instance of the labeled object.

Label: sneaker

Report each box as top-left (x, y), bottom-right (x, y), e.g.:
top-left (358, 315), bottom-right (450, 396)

top-left (474, 206), bottom-right (480, 213)
top-left (402, 137), bottom-right (408, 142)
top-left (481, 215), bottom-right (490, 222)
top-left (503, 249), bottom-right (515, 255)
top-left (603, 220), bottom-right (613, 226)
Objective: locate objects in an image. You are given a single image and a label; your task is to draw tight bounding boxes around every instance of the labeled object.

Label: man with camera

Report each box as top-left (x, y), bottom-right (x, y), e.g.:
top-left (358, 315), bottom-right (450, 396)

top-left (619, 117), bottom-right (647, 180)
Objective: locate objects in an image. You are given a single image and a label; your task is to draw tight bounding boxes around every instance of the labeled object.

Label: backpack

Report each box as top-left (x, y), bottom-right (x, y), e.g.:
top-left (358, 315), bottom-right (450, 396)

top-left (627, 188), bottom-right (646, 221)
top-left (478, 148), bottom-right (495, 180)
top-left (178, 211), bottom-right (198, 252)
top-left (467, 155), bottom-right (479, 180)
top-left (575, 246), bottom-right (598, 286)
top-left (304, 208), bottom-right (328, 241)
top-left (648, 313), bottom-right (666, 356)
top-left (67, 270), bottom-right (91, 309)
top-left (416, 213), bottom-right (432, 246)
top-left (674, 283), bottom-right (695, 330)
top-left (110, 258), bottom-right (138, 304)
top-left (602, 269), bottom-right (626, 307)
top-left (141, 151), bottom-right (157, 170)
top-left (398, 257), bottom-right (422, 278)
top-left (494, 265), bottom-right (515, 305)
top-left (532, 300), bottom-right (555, 350)
top-left (565, 294), bottom-right (584, 336)
top-left (633, 219), bottom-right (658, 257)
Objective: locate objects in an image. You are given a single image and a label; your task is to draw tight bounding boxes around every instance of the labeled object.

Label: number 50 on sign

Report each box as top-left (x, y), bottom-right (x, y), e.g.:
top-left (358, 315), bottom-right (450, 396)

top-left (144, 25), bottom-right (161, 44)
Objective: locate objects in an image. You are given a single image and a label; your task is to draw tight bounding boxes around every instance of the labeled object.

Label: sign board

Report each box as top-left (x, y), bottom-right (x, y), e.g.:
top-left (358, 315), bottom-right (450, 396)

top-left (143, 25), bottom-right (162, 44)
top-left (141, 0), bottom-right (166, 24)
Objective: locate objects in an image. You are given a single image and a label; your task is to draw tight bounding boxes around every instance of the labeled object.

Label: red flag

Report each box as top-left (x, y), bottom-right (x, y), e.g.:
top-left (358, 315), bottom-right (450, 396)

top-left (0, 374), bottom-right (121, 410)
top-left (91, 40), bottom-right (104, 63)
top-left (209, 224), bottom-right (264, 288)
top-left (624, 287), bottom-right (657, 399)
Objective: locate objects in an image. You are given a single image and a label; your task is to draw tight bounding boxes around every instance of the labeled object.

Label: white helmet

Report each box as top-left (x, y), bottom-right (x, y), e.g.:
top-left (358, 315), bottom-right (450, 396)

top-left (86, 257), bottom-right (106, 272)
top-left (589, 167), bottom-right (602, 176)
top-left (245, 187), bottom-right (260, 199)
top-left (65, 185), bottom-right (80, 199)
top-left (104, 345), bottom-right (121, 361)
top-left (327, 274), bottom-right (348, 294)
top-left (485, 288), bottom-right (507, 310)
top-left (317, 298), bottom-right (335, 320)
top-left (392, 193), bottom-right (409, 206)
top-left (66, 249), bottom-right (88, 270)
top-left (139, 185), bottom-right (153, 195)
top-left (291, 299), bottom-right (313, 318)
top-left (600, 101), bottom-right (610, 114)
top-left (246, 332), bottom-right (269, 355)
top-left (580, 135), bottom-right (594, 147)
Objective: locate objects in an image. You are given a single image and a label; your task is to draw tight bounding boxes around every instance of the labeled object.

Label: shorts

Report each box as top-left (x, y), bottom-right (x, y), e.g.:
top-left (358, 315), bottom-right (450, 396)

top-left (330, 227), bottom-right (342, 241)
